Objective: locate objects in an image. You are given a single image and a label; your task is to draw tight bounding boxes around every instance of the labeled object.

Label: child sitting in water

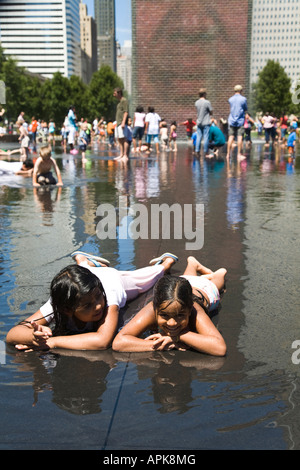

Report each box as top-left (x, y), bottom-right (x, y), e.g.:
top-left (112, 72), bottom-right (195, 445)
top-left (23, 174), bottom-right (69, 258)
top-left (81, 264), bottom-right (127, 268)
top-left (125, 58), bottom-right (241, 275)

top-left (32, 145), bottom-right (63, 187)
top-left (112, 256), bottom-right (227, 356)
top-left (6, 252), bottom-right (178, 351)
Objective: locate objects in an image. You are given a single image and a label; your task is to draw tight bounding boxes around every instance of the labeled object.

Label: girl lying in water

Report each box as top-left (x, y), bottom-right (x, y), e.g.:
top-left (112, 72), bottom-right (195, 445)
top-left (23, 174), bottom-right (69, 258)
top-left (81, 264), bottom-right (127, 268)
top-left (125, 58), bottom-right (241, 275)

top-left (6, 252), bottom-right (178, 351)
top-left (112, 257), bottom-right (227, 356)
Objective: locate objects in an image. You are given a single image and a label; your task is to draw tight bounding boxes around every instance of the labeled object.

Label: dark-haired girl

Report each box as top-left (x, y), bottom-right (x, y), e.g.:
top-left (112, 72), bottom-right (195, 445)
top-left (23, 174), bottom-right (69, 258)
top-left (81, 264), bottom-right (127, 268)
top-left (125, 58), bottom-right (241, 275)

top-left (113, 257), bottom-right (227, 356)
top-left (6, 252), bottom-right (178, 351)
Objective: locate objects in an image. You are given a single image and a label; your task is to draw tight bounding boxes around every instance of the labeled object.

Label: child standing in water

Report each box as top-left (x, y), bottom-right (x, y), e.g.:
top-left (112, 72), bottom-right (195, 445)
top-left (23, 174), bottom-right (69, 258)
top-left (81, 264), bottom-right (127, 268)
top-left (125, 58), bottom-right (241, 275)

top-left (78, 122), bottom-right (89, 162)
top-left (169, 121), bottom-right (178, 152)
top-left (113, 256), bottom-right (227, 356)
top-left (6, 252), bottom-right (178, 351)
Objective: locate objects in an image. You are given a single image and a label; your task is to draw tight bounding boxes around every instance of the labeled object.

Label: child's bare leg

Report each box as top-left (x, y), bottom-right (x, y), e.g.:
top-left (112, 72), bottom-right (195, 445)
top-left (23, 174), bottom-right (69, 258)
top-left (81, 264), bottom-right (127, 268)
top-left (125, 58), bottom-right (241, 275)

top-left (205, 268), bottom-right (227, 292)
top-left (183, 256), bottom-right (213, 276)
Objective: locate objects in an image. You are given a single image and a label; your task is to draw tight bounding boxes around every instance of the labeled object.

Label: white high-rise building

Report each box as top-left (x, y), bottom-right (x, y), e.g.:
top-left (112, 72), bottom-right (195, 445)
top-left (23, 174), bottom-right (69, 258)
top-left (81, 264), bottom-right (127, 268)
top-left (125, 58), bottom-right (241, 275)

top-left (250, 0), bottom-right (300, 87)
top-left (0, 0), bottom-right (81, 79)
top-left (117, 40), bottom-right (132, 95)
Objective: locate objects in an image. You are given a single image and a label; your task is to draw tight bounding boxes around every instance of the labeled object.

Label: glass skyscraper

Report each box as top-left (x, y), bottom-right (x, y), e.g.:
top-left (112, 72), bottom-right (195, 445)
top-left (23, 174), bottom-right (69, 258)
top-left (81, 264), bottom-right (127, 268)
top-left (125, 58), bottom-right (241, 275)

top-left (94, 0), bottom-right (116, 71)
top-left (0, 0), bottom-right (81, 79)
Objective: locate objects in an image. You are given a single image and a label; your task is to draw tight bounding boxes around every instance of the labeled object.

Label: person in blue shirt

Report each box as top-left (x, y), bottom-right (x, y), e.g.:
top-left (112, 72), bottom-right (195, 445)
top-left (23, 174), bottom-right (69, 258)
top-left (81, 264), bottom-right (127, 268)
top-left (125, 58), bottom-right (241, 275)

top-left (208, 121), bottom-right (226, 157)
top-left (287, 122), bottom-right (297, 157)
top-left (226, 85), bottom-right (248, 160)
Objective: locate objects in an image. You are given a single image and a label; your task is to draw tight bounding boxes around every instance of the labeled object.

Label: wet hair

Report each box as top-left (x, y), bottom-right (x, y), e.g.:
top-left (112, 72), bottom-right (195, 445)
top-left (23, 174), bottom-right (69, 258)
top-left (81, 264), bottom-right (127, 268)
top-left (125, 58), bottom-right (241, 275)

top-left (23, 158), bottom-right (34, 169)
top-left (50, 265), bottom-right (107, 335)
top-left (153, 276), bottom-right (193, 314)
top-left (39, 145), bottom-right (52, 159)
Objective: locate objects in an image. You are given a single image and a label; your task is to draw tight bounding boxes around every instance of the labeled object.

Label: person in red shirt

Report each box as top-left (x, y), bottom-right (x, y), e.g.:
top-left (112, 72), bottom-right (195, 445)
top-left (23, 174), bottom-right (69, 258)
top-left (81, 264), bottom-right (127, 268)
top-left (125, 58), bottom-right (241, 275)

top-left (30, 116), bottom-right (38, 152)
top-left (179, 118), bottom-right (196, 139)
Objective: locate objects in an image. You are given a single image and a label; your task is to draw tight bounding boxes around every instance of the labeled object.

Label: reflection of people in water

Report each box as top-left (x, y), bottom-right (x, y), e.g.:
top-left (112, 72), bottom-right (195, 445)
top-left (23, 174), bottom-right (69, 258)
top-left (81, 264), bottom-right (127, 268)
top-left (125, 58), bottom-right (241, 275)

top-left (114, 350), bottom-right (226, 415)
top-left (33, 186), bottom-right (62, 226)
top-left (51, 353), bottom-right (111, 415)
top-left (7, 347), bottom-right (116, 415)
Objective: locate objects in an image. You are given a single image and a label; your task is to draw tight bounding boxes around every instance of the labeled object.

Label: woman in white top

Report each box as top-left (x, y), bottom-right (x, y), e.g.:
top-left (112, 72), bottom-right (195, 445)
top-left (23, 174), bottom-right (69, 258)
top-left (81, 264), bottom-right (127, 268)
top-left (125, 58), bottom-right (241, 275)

top-left (132, 106), bottom-right (146, 153)
top-left (145, 107), bottom-right (161, 154)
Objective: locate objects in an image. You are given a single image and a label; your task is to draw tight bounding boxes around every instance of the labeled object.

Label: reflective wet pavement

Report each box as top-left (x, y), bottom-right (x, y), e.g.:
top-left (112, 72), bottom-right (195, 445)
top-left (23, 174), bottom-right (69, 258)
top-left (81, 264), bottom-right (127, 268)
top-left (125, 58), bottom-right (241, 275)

top-left (1, 138), bottom-right (300, 450)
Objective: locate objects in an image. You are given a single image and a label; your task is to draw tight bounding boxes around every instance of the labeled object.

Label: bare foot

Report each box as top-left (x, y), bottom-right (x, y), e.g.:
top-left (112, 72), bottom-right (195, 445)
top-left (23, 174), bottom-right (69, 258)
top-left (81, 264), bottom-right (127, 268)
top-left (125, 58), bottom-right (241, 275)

top-left (74, 254), bottom-right (107, 267)
top-left (161, 256), bottom-right (177, 272)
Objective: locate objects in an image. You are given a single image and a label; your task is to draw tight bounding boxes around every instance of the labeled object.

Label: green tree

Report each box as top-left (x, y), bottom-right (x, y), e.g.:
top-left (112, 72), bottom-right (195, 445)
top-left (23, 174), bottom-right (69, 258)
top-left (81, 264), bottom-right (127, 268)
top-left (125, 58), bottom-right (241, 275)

top-left (69, 75), bottom-right (89, 120)
top-left (0, 58), bottom-right (28, 121)
top-left (41, 72), bottom-right (71, 124)
top-left (252, 60), bottom-right (292, 116)
top-left (87, 65), bottom-right (124, 120)
top-left (0, 45), bottom-right (7, 74)
top-left (22, 74), bottom-right (44, 120)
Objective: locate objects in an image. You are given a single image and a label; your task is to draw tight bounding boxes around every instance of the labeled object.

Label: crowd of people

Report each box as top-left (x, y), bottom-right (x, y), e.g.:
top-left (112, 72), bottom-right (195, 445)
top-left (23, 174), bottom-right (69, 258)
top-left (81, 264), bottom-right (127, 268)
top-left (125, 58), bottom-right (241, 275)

top-left (1, 83), bottom-right (299, 175)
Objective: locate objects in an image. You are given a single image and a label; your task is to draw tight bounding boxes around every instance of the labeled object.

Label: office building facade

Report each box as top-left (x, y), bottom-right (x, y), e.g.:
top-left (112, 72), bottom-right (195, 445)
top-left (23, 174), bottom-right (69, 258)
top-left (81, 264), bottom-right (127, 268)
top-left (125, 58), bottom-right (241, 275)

top-left (0, 0), bottom-right (81, 79)
top-left (94, 0), bottom-right (116, 71)
top-left (80, 2), bottom-right (98, 83)
top-left (250, 0), bottom-right (300, 87)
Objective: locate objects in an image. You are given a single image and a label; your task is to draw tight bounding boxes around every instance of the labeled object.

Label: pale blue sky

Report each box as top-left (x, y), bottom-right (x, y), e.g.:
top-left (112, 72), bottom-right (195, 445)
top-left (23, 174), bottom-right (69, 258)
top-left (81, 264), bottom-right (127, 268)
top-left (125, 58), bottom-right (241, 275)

top-left (83, 0), bottom-right (132, 45)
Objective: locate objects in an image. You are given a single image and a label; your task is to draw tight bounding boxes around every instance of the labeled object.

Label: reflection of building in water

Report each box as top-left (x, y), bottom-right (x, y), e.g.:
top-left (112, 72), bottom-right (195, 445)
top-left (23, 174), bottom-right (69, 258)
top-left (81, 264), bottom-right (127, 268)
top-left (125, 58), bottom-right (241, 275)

top-left (132, 0), bottom-right (252, 131)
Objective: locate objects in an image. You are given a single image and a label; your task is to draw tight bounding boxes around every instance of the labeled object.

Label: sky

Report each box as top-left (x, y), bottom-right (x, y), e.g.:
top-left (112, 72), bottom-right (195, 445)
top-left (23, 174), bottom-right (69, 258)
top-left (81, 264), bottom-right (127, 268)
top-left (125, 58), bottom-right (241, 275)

top-left (83, 0), bottom-right (132, 45)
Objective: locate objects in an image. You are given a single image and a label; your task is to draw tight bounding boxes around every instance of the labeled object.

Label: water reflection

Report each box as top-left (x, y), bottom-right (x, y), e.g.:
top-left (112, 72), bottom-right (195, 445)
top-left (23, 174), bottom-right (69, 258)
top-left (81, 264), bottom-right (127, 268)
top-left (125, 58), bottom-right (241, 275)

top-left (4, 347), bottom-right (117, 415)
top-left (33, 186), bottom-right (62, 226)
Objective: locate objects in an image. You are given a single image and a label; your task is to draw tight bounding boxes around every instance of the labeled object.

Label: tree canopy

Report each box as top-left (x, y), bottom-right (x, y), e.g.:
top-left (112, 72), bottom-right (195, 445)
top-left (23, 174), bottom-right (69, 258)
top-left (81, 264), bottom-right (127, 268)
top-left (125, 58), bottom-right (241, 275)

top-left (0, 46), bottom-right (124, 126)
top-left (252, 60), bottom-right (293, 116)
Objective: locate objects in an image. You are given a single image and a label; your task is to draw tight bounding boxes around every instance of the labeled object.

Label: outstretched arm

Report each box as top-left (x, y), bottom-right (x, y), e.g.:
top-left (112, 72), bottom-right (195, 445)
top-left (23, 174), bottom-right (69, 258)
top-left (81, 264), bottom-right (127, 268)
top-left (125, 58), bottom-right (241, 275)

top-left (51, 158), bottom-right (63, 186)
top-left (112, 302), bottom-right (160, 352)
top-left (177, 304), bottom-right (226, 356)
top-left (6, 310), bottom-right (52, 349)
top-left (7, 304), bottom-right (120, 351)
top-left (45, 304), bottom-right (120, 350)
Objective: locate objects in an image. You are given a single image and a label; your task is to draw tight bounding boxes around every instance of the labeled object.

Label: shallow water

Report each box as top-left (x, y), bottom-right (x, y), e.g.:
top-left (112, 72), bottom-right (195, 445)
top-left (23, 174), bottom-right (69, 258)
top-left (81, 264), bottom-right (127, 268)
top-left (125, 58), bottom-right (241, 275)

top-left (1, 139), bottom-right (300, 450)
